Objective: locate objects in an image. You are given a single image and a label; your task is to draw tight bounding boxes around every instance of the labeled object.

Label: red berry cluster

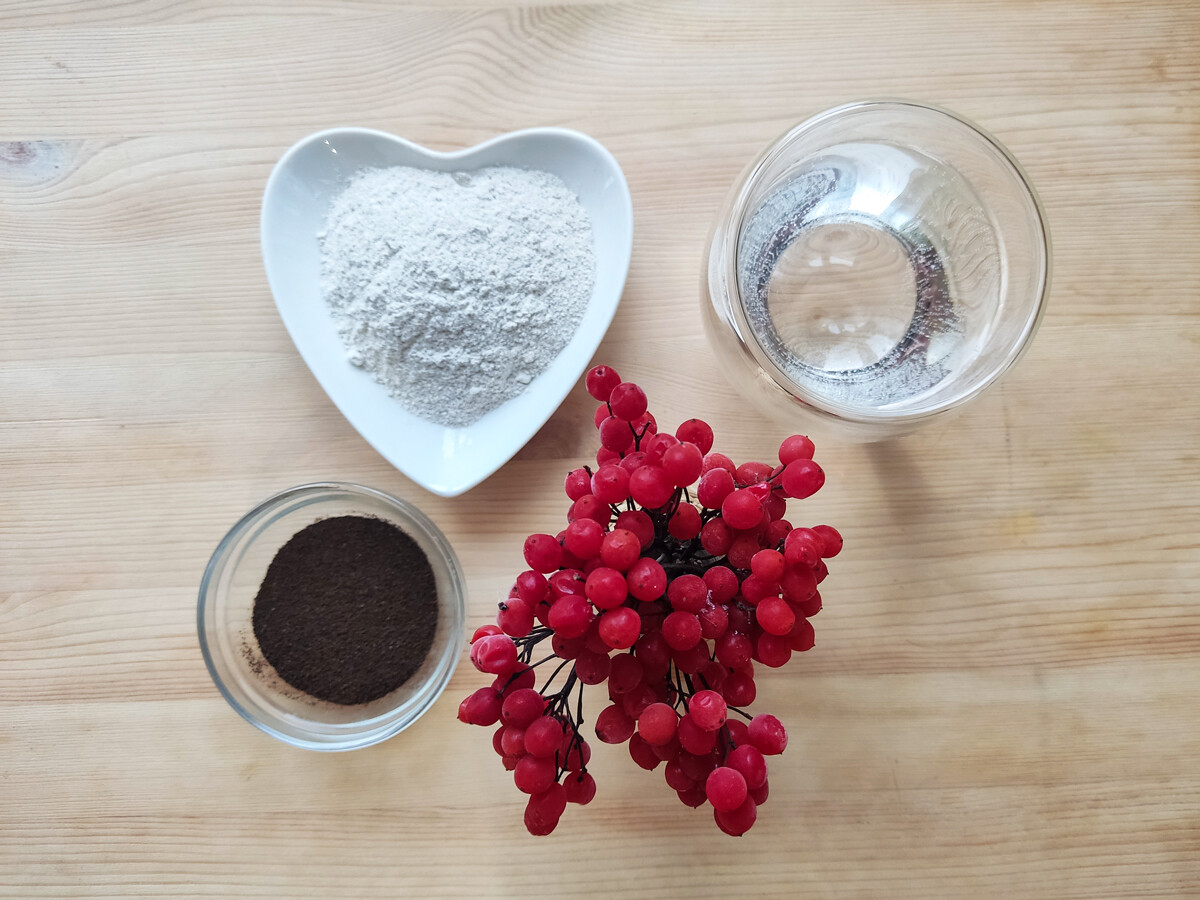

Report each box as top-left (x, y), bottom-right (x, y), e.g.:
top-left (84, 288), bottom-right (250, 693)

top-left (459, 365), bottom-right (841, 836)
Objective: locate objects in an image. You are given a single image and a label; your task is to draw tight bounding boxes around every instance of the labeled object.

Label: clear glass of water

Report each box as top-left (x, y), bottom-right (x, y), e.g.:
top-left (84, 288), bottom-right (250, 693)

top-left (703, 101), bottom-right (1050, 440)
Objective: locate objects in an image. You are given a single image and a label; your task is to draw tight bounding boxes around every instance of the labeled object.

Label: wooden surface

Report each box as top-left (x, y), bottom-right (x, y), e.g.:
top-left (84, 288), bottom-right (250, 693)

top-left (2, 1), bottom-right (1199, 897)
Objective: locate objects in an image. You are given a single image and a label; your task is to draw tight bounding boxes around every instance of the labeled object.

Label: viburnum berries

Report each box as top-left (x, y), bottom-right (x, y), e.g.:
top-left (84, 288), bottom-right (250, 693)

top-left (459, 365), bottom-right (841, 836)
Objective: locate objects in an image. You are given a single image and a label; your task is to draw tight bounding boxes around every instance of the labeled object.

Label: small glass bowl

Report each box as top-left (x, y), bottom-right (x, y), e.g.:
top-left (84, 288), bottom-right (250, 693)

top-left (198, 482), bottom-right (466, 751)
top-left (703, 100), bottom-right (1050, 440)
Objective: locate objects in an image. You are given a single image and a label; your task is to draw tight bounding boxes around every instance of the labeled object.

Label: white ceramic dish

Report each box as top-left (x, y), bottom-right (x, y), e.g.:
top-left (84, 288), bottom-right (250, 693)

top-left (261, 127), bottom-right (633, 497)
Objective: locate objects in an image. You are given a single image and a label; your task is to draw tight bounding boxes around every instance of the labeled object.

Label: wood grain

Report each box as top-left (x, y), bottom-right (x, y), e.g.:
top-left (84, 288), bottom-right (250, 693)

top-left (2, 0), bottom-right (1199, 897)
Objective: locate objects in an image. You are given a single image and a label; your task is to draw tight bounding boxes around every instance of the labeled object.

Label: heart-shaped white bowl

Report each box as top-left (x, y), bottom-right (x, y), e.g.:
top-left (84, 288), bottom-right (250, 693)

top-left (261, 127), bottom-right (632, 496)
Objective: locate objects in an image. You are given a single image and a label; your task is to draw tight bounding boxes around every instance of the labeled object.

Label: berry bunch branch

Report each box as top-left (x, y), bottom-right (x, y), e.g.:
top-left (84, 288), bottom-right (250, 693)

top-left (459, 365), bottom-right (841, 835)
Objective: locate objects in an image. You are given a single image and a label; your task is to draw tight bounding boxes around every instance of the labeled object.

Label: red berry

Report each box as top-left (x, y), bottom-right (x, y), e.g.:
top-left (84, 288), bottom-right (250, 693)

top-left (662, 611), bottom-right (702, 651)
top-left (569, 494), bottom-right (611, 527)
top-left (780, 564), bottom-right (817, 603)
top-left (700, 517), bottom-right (734, 556)
top-left (471, 624), bottom-right (502, 643)
top-left (716, 632), bottom-right (752, 668)
top-left (514, 755), bottom-right (556, 795)
top-left (586, 365), bottom-right (622, 401)
top-left (501, 688), bottom-right (546, 728)
top-left (672, 640), bottom-right (710, 675)
top-left (796, 590), bottom-right (822, 619)
top-left (721, 490), bottom-right (763, 530)
top-left (726, 534), bottom-right (762, 571)
top-left (664, 757), bottom-right (696, 792)
top-left (629, 464), bottom-right (674, 509)
top-left (662, 442), bottom-right (704, 487)
top-left (470, 634), bottom-right (519, 675)
top-left (689, 689), bottom-right (727, 732)
top-left (523, 716), bottom-right (565, 757)
top-left (748, 713), bottom-right (788, 755)
top-left (457, 687), bottom-right (503, 726)
top-left (755, 596), bottom-right (795, 636)
top-left (626, 556), bottom-right (667, 601)
top-left (754, 632), bottom-right (792, 668)
top-left (697, 601), bottom-right (729, 640)
top-left (584, 567), bottom-right (627, 610)
top-left (598, 607), bottom-right (641, 650)
top-left (563, 517), bottom-right (604, 560)
top-left (696, 467), bottom-right (736, 509)
top-left (785, 527), bottom-right (823, 566)
top-left (628, 733), bottom-right (662, 770)
top-left (494, 665), bottom-right (536, 695)
top-left (701, 452), bottom-right (736, 475)
top-left (564, 467), bottom-right (591, 500)
top-left (515, 570), bottom-right (548, 605)
top-left (787, 616), bottom-right (816, 652)
top-left (499, 723), bottom-right (528, 757)
top-left (548, 594), bottom-right (593, 639)
top-left (677, 713), bottom-right (717, 755)
top-left (608, 653), bottom-right (643, 695)
top-left (591, 464), bottom-right (631, 505)
top-left (614, 509), bottom-right (654, 548)
top-left (599, 529), bottom-right (640, 571)
top-left (560, 737), bottom-right (590, 771)
top-left (812, 524), bottom-right (843, 558)
top-left (703, 565), bottom-right (739, 604)
top-left (633, 630), bottom-right (671, 676)
top-left (564, 771), bottom-right (596, 805)
top-left (781, 459), bottom-right (825, 499)
top-left (764, 518), bottom-right (792, 547)
top-left (619, 450), bottom-right (648, 474)
top-left (595, 703), bottom-right (636, 743)
top-left (713, 796), bottom-right (757, 836)
top-left (727, 744), bottom-right (768, 789)
top-left (621, 683), bottom-right (657, 720)
top-left (696, 660), bottom-right (727, 694)
top-left (548, 568), bottom-right (586, 599)
top-left (678, 749), bottom-right (719, 783)
top-left (778, 434), bottom-right (815, 464)
top-left (667, 503), bottom-right (702, 540)
top-left (574, 648), bottom-right (611, 685)
top-left (734, 461), bottom-right (773, 485)
top-left (637, 702), bottom-right (679, 746)
top-left (642, 431), bottom-right (678, 463)
top-left (524, 782), bottom-right (566, 835)
top-left (706, 766), bottom-right (748, 812)
top-left (675, 418), bottom-right (714, 454)
top-left (726, 718), bottom-right (750, 746)
top-left (666, 574), bottom-right (707, 613)
top-left (723, 670), bottom-right (756, 706)
top-left (523, 533), bottom-right (563, 573)
top-left (599, 415), bottom-right (635, 452)
top-left (497, 597), bottom-right (535, 637)
top-left (740, 574), bottom-right (777, 607)
top-left (751, 549), bottom-right (785, 582)
top-left (608, 382), bottom-right (648, 421)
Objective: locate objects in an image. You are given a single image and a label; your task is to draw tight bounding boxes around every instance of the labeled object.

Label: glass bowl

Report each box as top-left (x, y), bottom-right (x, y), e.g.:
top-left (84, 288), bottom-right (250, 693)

top-left (703, 100), bottom-right (1050, 440)
top-left (198, 482), bottom-right (465, 750)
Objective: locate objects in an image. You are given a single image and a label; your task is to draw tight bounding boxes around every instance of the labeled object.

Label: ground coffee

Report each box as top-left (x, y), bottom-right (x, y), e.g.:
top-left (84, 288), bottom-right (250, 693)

top-left (251, 515), bottom-right (438, 706)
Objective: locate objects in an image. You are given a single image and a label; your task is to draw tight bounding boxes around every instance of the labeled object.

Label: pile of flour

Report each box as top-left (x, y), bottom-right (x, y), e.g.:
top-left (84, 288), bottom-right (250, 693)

top-left (319, 165), bottom-right (595, 427)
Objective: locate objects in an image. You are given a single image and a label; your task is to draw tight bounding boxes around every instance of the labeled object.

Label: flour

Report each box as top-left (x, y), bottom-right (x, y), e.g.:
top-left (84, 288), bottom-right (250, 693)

top-left (319, 165), bottom-right (595, 427)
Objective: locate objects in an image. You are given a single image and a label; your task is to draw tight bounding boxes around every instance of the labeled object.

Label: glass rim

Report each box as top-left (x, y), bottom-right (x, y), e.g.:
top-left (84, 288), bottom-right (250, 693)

top-left (717, 99), bottom-right (1052, 423)
top-left (197, 481), bottom-right (466, 751)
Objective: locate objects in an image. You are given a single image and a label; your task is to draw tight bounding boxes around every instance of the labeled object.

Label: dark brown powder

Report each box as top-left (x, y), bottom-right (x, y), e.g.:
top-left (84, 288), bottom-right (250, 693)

top-left (251, 515), bottom-right (438, 706)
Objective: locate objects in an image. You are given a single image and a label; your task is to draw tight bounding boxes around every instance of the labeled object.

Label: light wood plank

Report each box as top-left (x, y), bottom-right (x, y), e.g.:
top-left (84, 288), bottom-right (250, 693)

top-left (1, 0), bottom-right (1198, 897)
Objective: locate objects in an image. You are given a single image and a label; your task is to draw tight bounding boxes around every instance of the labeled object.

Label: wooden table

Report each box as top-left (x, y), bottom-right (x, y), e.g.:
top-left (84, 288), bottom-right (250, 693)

top-left (3, 1), bottom-right (1198, 897)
